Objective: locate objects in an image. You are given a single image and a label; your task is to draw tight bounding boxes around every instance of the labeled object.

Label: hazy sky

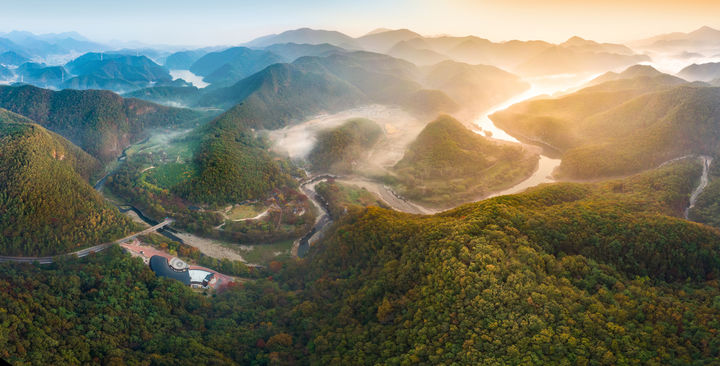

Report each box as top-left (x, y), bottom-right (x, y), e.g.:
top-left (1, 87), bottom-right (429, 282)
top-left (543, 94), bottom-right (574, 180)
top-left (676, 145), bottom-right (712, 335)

top-left (1, 0), bottom-right (719, 46)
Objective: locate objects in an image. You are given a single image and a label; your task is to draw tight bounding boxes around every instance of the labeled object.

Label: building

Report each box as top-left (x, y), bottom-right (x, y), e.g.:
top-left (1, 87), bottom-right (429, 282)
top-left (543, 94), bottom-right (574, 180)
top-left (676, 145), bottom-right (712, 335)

top-left (149, 255), bottom-right (191, 285)
top-left (149, 255), bottom-right (216, 288)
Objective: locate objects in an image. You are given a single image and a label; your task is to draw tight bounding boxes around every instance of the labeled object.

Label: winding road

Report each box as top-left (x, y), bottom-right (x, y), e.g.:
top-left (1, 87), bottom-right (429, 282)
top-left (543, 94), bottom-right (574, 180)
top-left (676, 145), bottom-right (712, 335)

top-left (685, 156), bottom-right (713, 219)
top-left (0, 219), bottom-right (174, 264)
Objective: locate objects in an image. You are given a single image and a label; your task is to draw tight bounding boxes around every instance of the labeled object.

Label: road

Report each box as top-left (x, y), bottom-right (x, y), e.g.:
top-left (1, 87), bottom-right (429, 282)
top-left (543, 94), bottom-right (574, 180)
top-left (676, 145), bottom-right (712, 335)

top-left (0, 219), bottom-right (174, 264)
top-left (685, 156), bottom-right (713, 219)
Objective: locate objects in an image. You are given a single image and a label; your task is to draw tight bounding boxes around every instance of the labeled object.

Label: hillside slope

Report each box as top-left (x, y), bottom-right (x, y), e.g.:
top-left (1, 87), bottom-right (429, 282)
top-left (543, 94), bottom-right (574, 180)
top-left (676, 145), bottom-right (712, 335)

top-left (0, 84), bottom-right (202, 162)
top-left (282, 158), bottom-right (720, 364)
top-left (0, 118), bottom-right (132, 256)
top-left (393, 115), bottom-right (538, 207)
top-left (308, 118), bottom-right (383, 173)
top-left (491, 68), bottom-right (720, 179)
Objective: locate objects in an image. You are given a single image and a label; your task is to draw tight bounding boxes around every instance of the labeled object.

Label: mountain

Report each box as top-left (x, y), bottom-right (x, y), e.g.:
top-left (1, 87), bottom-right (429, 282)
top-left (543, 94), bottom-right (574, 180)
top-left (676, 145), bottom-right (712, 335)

top-left (422, 60), bottom-right (529, 113)
top-left (198, 61), bottom-right (369, 127)
top-left (0, 51), bottom-right (29, 66)
top-left (443, 38), bottom-right (553, 68)
top-left (0, 30), bottom-right (105, 55)
top-left (61, 74), bottom-right (137, 92)
top-left (356, 29), bottom-right (422, 52)
top-left (491, 69), bottom-right (720, 179)
top-left (184, 51), bottom-right (460, 206)
top-left (392, 115), bottom-right (538, 208)
top-left (0, 65), bottom-right (12, 80)
top-left (308, 118), bottom-right (383, 173)
top-left (0, 84), bottom-right (202, 162)
top-left (123, 85), bottom-right (202, 106)
top-left (174, 115), bottom-right (294, 206)
top-left (513, 46), bottom-right (650, 76)
top-left (262, 42), bottom-right (345, 62)
top-left (15, 62), bottom-right (69, 88)
top-left (199, 51), bottom-right (458, 128)
top-left (2, 156), bottom-right (720, 363)
top-left (278, 157), bottom-right (720, 364)
top-left (678, 62), bottom-right (720, 82)
top-left (0, 37), bottom-right (28, 57)
top-left (64, 52), bottom-right (172, 91)
top-left (560, 36), bottom-right (636, 55)
top-left (0, 117), bottom-right (132, 256)
top-left (0, 32), bottom-right (63, 57)
top-left (189, 47), bottom-right (284, 86)
top-left (633, 26), bottom-right (720, 53)
top-left (588, 64), bottom-right (682, 85)
top-left (387, 40), bottom-right (450, 65)
top-left (245, 27), bottom-right (359, 49)
top-left (164, 49), bottom-right (208, 70)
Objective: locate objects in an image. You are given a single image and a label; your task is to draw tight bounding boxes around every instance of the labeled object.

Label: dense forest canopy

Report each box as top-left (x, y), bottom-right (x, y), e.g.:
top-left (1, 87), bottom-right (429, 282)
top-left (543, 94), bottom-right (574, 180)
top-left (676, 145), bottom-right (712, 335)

top-left (0, 120), bottom-right (132, 256)
top-left (393, 115), bottom-right (538, 207)
top-left (308, 118), bottom-right (383, 174)
top-left (2, 159), bottom-right (720, 364)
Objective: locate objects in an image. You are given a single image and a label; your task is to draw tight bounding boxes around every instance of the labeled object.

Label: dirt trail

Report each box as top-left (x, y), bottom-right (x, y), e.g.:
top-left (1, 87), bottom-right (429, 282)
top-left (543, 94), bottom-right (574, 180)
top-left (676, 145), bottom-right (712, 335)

top-left (171, 232), bottom-right (247, 262)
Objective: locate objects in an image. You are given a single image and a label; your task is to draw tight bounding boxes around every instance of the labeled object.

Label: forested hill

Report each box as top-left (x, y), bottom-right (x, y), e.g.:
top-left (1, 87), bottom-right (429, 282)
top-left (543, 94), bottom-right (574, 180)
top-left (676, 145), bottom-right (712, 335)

top-left (393, 115), bottom-right (538, 207)
top-left (0, 84), bottom-right (204, 162)
top-left (197, 51), bottom-right (461, 129)
top-left (308, 118), bottom-right (383, 173)
top-left (275, 158), bottom-right (720, 364)
top-left (0, 120), bottom-right (132, 256)
top-left (491, 67), bottom-right (720, 179)
top-left (174, 116), bottom-right (296, 206)
top-left (2, 158), bottom-right (719, 364)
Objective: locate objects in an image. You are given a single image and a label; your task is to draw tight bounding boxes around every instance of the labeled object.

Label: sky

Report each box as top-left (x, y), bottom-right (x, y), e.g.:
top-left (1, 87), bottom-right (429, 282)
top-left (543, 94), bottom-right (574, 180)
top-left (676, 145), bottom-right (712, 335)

top-left (1, 0), bottom-right (719, 46)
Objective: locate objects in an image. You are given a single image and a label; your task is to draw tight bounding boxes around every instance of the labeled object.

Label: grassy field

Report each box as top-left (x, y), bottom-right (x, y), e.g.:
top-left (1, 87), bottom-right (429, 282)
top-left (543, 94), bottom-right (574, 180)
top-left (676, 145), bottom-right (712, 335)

top-left (145, 162), bottom-right (196, 189)
top-left (226, 203), bottom-right (267, 220)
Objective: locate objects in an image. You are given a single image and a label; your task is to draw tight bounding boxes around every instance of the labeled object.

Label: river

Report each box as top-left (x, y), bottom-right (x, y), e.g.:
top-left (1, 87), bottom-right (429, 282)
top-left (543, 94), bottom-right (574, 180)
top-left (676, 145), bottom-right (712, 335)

top-left (473, 73), bottom-right (602, 197)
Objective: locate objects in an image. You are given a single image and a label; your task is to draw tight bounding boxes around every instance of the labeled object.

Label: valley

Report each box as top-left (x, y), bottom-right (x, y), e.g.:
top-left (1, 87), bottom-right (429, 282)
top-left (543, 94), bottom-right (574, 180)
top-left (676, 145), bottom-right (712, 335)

top-left (3, 10), bottom-right (720, 365)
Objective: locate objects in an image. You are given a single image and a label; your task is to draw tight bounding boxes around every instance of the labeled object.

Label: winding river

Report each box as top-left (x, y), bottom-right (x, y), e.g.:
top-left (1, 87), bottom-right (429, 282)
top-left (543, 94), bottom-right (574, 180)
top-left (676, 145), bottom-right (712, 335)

top-left (473, 73), bottom-right (603, 197)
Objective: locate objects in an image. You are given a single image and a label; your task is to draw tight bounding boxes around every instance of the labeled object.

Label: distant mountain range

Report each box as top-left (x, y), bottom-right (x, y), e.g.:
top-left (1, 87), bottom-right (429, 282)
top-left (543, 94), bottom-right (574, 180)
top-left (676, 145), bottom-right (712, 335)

top-left (632, 26), bottom-right (720, 54)
top-left (678, 62), bottom-right (720, 82)
top-left (3, 26), bottom-right (720, 97)
top-left (240, 28), bottom-right (649, 76)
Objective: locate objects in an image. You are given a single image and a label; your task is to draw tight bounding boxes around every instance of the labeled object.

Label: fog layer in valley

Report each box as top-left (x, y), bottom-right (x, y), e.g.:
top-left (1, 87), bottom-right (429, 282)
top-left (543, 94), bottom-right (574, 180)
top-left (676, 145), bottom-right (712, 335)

top-left (169, 69), bottom-right (209, 88)
top-left (267, 104), bottom-right (426, 173)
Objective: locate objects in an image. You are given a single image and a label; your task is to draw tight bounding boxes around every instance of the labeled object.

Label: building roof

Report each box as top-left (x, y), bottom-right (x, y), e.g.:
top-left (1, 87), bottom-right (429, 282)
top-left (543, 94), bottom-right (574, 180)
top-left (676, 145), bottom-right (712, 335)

top-left (189, 269), bottom-right (214, 284)
top-left (149, 255), bottom-right (191, 285)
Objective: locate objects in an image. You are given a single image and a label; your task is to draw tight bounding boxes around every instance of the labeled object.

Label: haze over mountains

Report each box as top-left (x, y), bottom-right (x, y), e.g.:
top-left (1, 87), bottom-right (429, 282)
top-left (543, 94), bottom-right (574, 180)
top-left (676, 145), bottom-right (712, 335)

top-left (3, 19), bottom-right (720, 364)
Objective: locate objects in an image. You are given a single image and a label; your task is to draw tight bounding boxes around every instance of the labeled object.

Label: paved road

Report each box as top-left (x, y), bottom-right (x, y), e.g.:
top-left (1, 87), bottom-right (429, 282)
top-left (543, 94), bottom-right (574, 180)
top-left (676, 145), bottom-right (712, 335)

top-left (0, 219), bottom-right (175, 264)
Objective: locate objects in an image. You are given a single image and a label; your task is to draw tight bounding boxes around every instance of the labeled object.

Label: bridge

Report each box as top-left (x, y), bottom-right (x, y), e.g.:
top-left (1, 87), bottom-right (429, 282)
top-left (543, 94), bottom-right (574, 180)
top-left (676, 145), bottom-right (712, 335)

top-left (0, 219), bottom-right (175, 264)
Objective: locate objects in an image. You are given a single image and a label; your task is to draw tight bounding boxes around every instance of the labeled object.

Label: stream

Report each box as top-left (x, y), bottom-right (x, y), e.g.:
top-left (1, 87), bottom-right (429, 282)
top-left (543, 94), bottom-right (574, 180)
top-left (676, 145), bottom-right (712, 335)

top-left (293, 175), bottom-right (336, 257)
